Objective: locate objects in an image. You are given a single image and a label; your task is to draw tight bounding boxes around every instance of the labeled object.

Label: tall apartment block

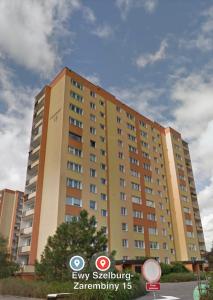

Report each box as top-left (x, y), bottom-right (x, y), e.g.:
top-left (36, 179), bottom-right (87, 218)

top-left (0, 189), bottom-right (23, 261)
top-left (19, 67), bottom-right (205, 266)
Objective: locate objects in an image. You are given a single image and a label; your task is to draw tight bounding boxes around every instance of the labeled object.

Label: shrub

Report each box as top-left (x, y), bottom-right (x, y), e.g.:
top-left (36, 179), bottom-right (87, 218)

top-left (172, 262), bottom-right (189, 273)
top-left (0, 274), bottom-right (146, 300)
top-left (160, 263), bottom-right (173, 275)
top-left (161, 272), bottom-right (196, 282)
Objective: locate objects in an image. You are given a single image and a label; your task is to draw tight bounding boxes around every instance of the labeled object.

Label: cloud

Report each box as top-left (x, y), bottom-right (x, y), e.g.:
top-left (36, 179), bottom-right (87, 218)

top-left (169, 67), bottom-right (213, 250)
top-left (83, 73), bottom-right (101, 85)
top-left (116, 0), bottom-right (158, 19)
top-left (0, 0), bottom-right (95, 75)
top-left (136, 39), bottom-right (168, 68)
top-left (180, 5), bottom-right (213, 52)
top-left (92, 24), bottom-right (113, 39)
top-left (0, 63), bottom-right (37, 191)
top-left (109, 84), bottom-right (166, 121)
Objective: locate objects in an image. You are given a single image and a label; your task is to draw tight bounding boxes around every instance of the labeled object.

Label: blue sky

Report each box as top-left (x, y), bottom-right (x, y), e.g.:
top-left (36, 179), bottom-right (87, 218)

top-left (0, 0), bottom-right (213, 250)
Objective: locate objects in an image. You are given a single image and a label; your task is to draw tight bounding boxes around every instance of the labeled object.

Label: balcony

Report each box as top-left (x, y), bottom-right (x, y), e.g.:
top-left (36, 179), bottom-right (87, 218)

top-left (27, 191), bottom-right (36, 200)
top-left (21, 227), bottom-right (32, 235)
top-left (20, 245), bottom-right (31, 253)
top-left (23, 208), bottom-right (34, 217)
top-left (27, 175), bottom-right (38, 186)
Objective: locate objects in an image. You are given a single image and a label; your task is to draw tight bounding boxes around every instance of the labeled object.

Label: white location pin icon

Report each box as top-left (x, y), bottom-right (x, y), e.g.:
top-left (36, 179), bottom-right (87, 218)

top-left (100, 259), bottom-right (106, 267)
top-left (75, 259), bottom-right (80, 267)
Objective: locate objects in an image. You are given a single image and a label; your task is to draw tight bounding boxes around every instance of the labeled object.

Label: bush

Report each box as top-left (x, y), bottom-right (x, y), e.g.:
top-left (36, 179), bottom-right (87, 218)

top-left (161, 272), bottom-right (196, 282)
top-left (0, 274), bottom-right (146, 300)
top-left (172, 262), bottom-right (189, 273)
top-left (160, 263), bottom-right (173, 275)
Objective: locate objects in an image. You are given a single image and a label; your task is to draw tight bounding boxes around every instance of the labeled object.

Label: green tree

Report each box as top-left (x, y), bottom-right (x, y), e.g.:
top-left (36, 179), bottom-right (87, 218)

top-left (35, 210), bottom-right (109, 281)
top-left (0, 234), bottom-right (19, 278)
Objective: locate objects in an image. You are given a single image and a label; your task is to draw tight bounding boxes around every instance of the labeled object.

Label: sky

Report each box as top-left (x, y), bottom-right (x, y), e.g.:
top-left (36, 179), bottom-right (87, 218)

top-left (0, 0), bottom-right (213, 250)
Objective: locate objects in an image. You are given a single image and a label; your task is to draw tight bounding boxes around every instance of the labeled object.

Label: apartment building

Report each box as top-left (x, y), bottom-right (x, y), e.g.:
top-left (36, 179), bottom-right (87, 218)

top-left (18, 67), bottom-right (205, 266)
top-left (0, 189), bottom-right (23, 261)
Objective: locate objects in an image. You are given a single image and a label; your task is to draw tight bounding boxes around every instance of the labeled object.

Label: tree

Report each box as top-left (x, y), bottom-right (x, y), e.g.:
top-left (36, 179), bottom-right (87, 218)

top-left (0, 234), bottom-right (19, 278)
top-left (35, 210), bottom-right (109, 281)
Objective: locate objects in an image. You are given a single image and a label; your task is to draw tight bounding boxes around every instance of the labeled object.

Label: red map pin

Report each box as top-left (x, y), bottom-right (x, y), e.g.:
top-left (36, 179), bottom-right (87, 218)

top-left (95, 255), bottom-right (111, 271)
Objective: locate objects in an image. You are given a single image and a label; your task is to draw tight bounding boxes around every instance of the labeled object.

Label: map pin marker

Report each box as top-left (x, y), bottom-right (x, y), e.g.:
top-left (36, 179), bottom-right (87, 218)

top-left (75, 259), bottom-right (80, 267)
top-left (100, 259), bottom-right (106, 267)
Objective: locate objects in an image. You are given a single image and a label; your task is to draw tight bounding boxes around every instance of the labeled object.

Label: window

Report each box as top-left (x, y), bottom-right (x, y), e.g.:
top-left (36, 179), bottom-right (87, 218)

top-left (90, 114), bottom-right (96, 122)
top-left (90, 184), bottom-right (97, 193)
top-left (66, 197), bottom-right (82, 207)
top-left (118, 152), bottom-right (124, 159)
top-left (187, 231), bottom-right (194, 238)
top-left (162, 229), bottom-right (167, 236)
top-left (121, 207), bottom-right (127, 216)
top-left (126, 112), bottom-right (134, 120)
top-left (127, 123), bottom-right (135, 131)
top-left (101, 178), bottom-right (107, 185)
top-left (145, 187), bottom-right (153, 194)
top-left (118, 140), bottom-right (123, 147)
top-left (135, 240), bottom-right (144, 249)
top-left (117, 128), bottom-right (122, 135)
top-left (100, 149), bottom-right (106, 156)
top-left (181, 195), bottom-right (188, 202)
top-left (100, 123), bottom-right (105, 130)
top-left (141, 141), bottom-right (149, 148)
top-left (90, 91), bottom-right (96, 98)
top-left (184, 207), bottom-right (190, 213)
top-left (140, 120), bottom-right (147, 128)
top-left (70, 91), bottom-right (83, 102)
top-left (100, 163), bottom-right (106, 170)
top-left (131, 182), bottom-right (140, 191)
top-left (149, 227), bottom-right (158, 235)
top-left (131, 169), bottom-right (140, 178)
top-left (143, 163), bottom-right (151, 170)
top-left (116, 106), bottom-right (121, 112)
top-left (89, 200), bottom-right (97, 210)
top-left (141, 131), bottom-right (148, 138)
top-left (122, 223), bottom-right (128, 231)
top-left (146, 200), bottom-right (155, 208)
top-left (128, 134), bottom-right (136, 142)
top-left (65, 215), bottom-right (79, 222)
top-left (71, 79), bottom-right (83, 90)
top-left (69, 117), bottom-right (83, 128)
top-left (101, 193), bottom-right (107, 201)
top-left (142, 151), bottom-right (149, 158)
top-left (101, 209), bottom-right (107, 217)
top-left (160, 216), bottom-right (165, 223)
top-left (119, 164), bottom-right (125, 173)
top-left (70, 104), bottom-right (83, 115)
top-left (117, 116), bottom-right (121, 123)
top-left (100, 136), bottom-right (105, 143)
top-left (67, 178), bottom-right (82, 189)
top-left (120, 178), bottom-right (125, 187)
top-left (134, 225), bottom-right (144, 233)
top-left (185, 219), bottom-right (193, 225)
top-left (147, 213), bottom-right (156, 221)
top-left (90, 140), bottom-right (96, 148)
top-left (99, 100), bottom-right (104, 106)
top-left (90, 153), bottom-right (96, 162)
top-left (120, 192), bottom-right (126, 201)
top-left (90, 102), bottom-right (96, 109)
top-left (90, 127), bottom-right (96, 135)
top-left (189, 244), bottom-right (197, 251)
top-left (180, 185), bottom-right (187, 192)
top-left (129, 157), bottom-right (139, 165)
top-left (132, 196), bottom-right (142, 204)
top-left (133, 210), bottom-right (143, 219)
top-left (68, 146), bottom-right (82, 157)
top-left (162, 242), bottom-right (168, 250)
top-left (100, 112), bottom-right (105, 118)
top-left (90, 168), bottom-right (96, 177)
top-left (67, 161), bottom-right (82, 173)
top-left (122, 239), bottom-right (128, 248)
top-left (150, 241), bottom-right (159, 249)
top-left (69, 132), bottom-right (82, 142)
top-left (129, 145), bottom-right (137, 153)
top-left (144, 175), bottom-right (152, 182)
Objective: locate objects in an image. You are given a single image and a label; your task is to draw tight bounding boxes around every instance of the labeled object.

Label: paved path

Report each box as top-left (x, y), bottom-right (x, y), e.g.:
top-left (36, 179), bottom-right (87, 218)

top-left (137, 281), bottom-right (198, 300)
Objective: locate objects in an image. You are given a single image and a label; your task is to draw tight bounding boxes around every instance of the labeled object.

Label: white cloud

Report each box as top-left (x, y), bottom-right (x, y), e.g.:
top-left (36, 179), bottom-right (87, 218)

top-left (136, 39), bottom-right (168, 68)
top-left (180, 5), bottom-right (213, 52)
top-left (170, 68), bottom-right (213, 250)
top-left (109, 84), bottom-right (166, 121)
top-left (116, 0), bottom-right (158, 19)
top-left (0, 63), bottom-right (37, 191)
top-left (83, 73), bottom-right (101, 85)
top-left (92, 24), bottom-right (113, 39)
top-left (0, 0), bottom-right (95, 75)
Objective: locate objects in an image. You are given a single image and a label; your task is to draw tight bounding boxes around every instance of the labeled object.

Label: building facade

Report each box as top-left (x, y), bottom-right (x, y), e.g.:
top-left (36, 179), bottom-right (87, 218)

top-left (0, 189), bottom-right (23, 261)
top-left (18, 67), bottom-right (205, 266)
